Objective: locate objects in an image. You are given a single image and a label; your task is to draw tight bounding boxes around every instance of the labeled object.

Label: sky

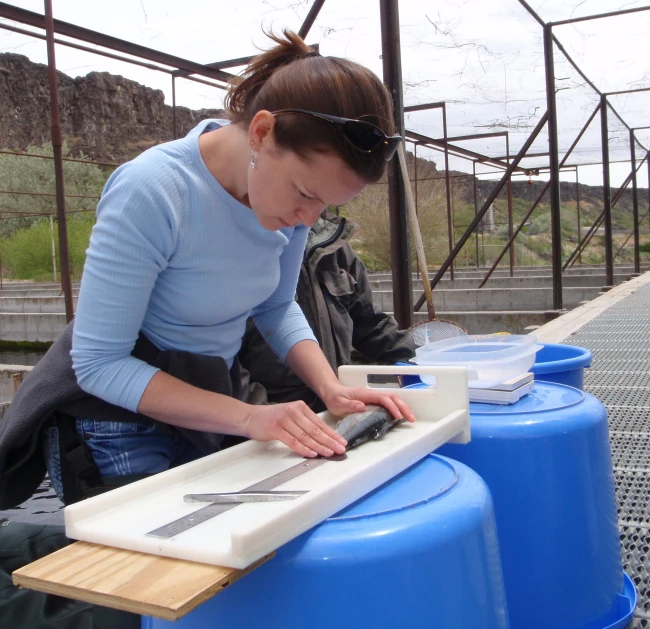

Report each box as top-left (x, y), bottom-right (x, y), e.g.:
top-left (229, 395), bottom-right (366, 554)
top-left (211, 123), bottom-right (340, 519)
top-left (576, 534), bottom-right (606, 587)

top-left (1, 0), bottom-right (649, 189)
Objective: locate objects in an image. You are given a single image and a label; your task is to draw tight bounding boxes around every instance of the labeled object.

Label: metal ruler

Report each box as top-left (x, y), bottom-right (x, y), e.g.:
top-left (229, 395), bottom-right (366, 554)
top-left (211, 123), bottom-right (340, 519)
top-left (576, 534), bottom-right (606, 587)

top-left (146, 454), bottom-right (346, 539)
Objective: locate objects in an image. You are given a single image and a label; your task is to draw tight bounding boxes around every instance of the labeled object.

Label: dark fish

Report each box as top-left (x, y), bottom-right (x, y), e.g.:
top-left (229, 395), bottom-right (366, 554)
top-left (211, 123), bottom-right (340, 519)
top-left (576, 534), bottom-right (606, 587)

top-left (335, 405), bottom-right (401, 451)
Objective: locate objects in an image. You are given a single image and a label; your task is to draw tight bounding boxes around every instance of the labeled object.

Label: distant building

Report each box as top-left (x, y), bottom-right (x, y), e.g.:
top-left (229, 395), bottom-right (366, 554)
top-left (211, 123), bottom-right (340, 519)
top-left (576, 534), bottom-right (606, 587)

top-left (481, 204), bottom-right (496, 233)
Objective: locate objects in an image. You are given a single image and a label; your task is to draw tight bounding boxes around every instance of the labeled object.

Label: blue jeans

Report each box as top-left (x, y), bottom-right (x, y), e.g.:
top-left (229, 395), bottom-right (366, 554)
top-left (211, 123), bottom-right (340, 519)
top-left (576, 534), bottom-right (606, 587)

top-left (43, 418), bottom-right (203, 503)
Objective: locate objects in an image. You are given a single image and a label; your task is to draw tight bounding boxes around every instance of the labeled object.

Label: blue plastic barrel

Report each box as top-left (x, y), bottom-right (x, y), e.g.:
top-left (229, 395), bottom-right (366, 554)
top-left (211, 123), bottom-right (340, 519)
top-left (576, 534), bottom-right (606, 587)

top-left (395, 360), bottom-right (420, 386)
top-left (530, 343), bottom-right (592, 389)
top-left (435, 382), bottom-right (636, 629)
top-left (143, 455), bottom-right (510, 629)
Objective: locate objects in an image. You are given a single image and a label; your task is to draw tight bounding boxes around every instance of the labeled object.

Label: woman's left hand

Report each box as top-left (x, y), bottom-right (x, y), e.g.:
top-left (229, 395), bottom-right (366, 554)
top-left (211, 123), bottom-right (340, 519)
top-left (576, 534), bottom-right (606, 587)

top-left (320, 384), bottom-right (416, 423)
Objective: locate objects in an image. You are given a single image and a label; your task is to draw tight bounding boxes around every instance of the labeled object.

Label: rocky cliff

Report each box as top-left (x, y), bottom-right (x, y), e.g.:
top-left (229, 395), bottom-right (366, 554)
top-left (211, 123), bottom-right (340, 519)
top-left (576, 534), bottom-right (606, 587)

top-left (0, 53), bottom-right (224, 162)
top-left (0, 51), bottom-right (644, 222)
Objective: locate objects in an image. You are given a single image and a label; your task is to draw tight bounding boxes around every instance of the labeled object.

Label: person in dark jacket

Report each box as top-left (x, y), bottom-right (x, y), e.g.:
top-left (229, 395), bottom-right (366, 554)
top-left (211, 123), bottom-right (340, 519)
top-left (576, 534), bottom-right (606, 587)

top-left (239, 210), bottom-right (416, 411)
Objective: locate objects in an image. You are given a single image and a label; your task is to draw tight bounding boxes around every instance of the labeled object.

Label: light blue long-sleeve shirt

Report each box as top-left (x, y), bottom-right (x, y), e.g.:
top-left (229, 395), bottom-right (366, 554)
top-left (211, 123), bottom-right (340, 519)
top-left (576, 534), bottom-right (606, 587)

top-left (71, 119), bottom-right (317, 412)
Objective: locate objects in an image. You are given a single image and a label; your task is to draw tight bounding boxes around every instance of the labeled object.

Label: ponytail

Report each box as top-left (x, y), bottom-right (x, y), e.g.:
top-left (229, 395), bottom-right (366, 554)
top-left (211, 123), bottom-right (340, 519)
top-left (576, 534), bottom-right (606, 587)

top-left (224, 29), bottom-right (395, 183)
top-left (225, 30), bottom-right (314, 123)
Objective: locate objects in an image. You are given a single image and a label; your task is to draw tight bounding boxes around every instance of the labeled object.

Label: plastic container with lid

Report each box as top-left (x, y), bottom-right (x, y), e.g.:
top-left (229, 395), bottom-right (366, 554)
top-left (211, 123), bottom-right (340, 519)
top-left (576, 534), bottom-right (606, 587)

top-left (414, 334), bottom-right (542, 388)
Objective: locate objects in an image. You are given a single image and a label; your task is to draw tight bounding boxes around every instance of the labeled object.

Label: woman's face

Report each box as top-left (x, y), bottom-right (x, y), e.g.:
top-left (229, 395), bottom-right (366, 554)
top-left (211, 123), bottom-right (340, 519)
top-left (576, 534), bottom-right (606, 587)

top-left (246, 115), bottom-right (368, 231)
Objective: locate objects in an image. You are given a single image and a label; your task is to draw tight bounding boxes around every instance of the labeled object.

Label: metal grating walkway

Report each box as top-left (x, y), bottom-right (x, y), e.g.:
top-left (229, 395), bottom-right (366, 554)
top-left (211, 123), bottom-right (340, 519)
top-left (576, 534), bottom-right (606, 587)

top-left (563, 280), bottom-right (650, 628)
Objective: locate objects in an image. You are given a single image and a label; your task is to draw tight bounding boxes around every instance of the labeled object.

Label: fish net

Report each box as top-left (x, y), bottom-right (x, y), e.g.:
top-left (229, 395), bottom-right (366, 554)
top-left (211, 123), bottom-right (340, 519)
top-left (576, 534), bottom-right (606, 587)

top-left (409, 319), bottom-right (468, 347)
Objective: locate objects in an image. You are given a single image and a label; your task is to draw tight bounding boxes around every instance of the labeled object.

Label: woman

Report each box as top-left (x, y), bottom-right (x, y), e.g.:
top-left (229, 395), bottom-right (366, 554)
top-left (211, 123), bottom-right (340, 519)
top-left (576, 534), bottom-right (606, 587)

top-left (239, 209), bottom-right (417, 411)
top-left (45, 30), bottom-right (414, 496)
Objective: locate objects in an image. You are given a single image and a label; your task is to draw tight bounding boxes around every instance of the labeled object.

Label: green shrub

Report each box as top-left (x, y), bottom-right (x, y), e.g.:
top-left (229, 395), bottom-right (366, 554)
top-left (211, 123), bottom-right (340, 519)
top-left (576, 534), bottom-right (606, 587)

top-left (0, 142), bottom-right (106, 280)
top-left (0, 142), bottom-right (108, 238)
top-left (0, 213), bottom-right (95, 280)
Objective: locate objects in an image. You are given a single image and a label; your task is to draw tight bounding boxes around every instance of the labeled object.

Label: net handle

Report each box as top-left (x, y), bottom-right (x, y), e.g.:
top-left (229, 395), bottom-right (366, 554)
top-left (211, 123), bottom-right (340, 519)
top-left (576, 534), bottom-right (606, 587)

top-left (397, 143), bottom-right (435, 318)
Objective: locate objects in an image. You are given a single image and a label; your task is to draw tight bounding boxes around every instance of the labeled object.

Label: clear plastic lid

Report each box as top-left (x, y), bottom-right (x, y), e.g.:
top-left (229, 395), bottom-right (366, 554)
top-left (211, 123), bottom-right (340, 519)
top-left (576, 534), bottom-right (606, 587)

top-left (415, 334), bottom-right (538, 366)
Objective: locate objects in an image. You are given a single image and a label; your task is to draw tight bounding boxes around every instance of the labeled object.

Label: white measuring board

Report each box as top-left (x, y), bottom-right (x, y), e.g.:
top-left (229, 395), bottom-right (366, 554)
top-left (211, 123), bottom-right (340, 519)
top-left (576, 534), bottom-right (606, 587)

top-left (65, 365), bottom-right (469, 569)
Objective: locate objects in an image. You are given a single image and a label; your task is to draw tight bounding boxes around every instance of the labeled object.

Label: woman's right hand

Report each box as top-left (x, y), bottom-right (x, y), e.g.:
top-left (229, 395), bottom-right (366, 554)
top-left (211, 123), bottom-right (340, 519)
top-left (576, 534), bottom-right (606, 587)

top-left (243, 401), bottom-right (347, 458)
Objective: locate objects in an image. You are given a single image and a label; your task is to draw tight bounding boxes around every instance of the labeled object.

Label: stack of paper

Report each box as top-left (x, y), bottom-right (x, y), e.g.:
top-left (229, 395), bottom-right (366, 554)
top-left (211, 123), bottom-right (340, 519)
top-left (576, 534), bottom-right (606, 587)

top-left (469, 372), bottom-right (534, 405)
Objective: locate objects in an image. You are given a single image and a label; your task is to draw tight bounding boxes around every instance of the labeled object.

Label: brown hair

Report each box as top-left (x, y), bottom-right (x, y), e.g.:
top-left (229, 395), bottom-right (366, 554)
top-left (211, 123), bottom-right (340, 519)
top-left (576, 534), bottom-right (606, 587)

top-left (225, 30), bottom-right (395, 183)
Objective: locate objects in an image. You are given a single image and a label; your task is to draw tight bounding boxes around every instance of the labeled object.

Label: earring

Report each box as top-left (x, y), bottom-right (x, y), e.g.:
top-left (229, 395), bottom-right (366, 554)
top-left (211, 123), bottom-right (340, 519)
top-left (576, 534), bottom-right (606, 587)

top-left (251, 150), bottom-right (256, 169)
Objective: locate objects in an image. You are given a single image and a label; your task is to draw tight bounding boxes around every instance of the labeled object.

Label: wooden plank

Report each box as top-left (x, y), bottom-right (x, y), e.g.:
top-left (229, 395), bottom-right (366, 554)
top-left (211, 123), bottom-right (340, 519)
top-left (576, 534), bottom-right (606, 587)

top-left (12, 541), bottom-right (273, 621)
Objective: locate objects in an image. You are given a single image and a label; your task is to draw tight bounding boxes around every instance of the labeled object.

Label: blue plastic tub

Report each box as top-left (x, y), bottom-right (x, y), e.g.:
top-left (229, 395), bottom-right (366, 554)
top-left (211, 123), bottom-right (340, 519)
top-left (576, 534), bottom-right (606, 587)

top-left (530, 343), bottom-right (592, 389)
top-left (433, 382), bottom-right (636, 629)
top-left (143, 455), bottom-right (510, 629)
top-left (396, 360), bottom-right (420, 386)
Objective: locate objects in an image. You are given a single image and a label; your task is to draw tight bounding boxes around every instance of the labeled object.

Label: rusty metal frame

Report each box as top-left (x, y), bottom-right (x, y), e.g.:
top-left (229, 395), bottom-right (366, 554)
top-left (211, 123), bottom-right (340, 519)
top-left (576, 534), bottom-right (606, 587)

top-left (403, 125), bottom-right (524, 280)
top-left (172, 0), bottom-right (323, 81)
top-left (564, 154), bottom-right (649, 269)
top-left (503, 0), bottom-right (650, 307)
top-left (0, 0), bottom-right (325, 318)
top-left (1, 0), bottom-right (649, 322)
top-left (413, 111), bottom-right (549, 310)
top-left (405, 129), bottom-right (519, 172)
top-left (478, 102), bottom-right (602, 288)
top-left (427, 128), bottom-right (516, 274)
top-left (0, 2), bottom-right (233, 82)
top-left (404, 102), bottom-right (455, 279)
top-left (0, 22), bottom-right (227, 92)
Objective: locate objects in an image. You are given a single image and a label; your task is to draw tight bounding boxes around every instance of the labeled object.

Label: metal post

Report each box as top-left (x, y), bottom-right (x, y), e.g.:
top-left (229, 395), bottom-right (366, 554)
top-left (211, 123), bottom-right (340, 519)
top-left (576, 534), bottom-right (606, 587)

top-left (473, 161), bottom-right (479, 268)
top-left (49, 214), bottom-right (57, 282)
top-left (482, 230), bottom-right (485, 269)
top-left (450, 183), bottom-right (456, 268)
top-left (44, 0), bottom-right (74, 322)
top-left (506, 134), bottom-right (514, 276)
top-left (630, 130), bottom-right (640, 274)
top-left (171, 75), bottom-right (177, 139)
top-left (576, 167), bottom-right (581, 264)
top-left (507, 177), bottom-right (514, 276)
top-left (543, 24), bottom-right (563, 310)
top-left (414, 143), bottom-right (419, 280)
top-left (442, 103), bottom-right (454, 280)
top-left (380, 0), bottom-right (412, 328)
top-left (528, 181), bottom-right (533, 265)
top-left (600, 94), bottom-right (614, 286)
top-left (414, 143), bottom-right (418, 217)
top-left (298, 0), bottom-right (326, 40)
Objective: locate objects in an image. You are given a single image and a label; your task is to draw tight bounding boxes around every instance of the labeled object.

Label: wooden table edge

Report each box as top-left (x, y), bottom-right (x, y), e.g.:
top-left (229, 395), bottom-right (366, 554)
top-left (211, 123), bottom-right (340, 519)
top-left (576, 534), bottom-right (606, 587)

top-left (12, 541), bottom-right (274, 621)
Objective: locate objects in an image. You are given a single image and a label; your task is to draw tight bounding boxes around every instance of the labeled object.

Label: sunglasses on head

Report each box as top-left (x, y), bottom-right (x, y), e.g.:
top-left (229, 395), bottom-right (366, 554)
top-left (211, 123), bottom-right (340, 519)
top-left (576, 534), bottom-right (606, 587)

top-left (272, 109), bottom-right (402, 162)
